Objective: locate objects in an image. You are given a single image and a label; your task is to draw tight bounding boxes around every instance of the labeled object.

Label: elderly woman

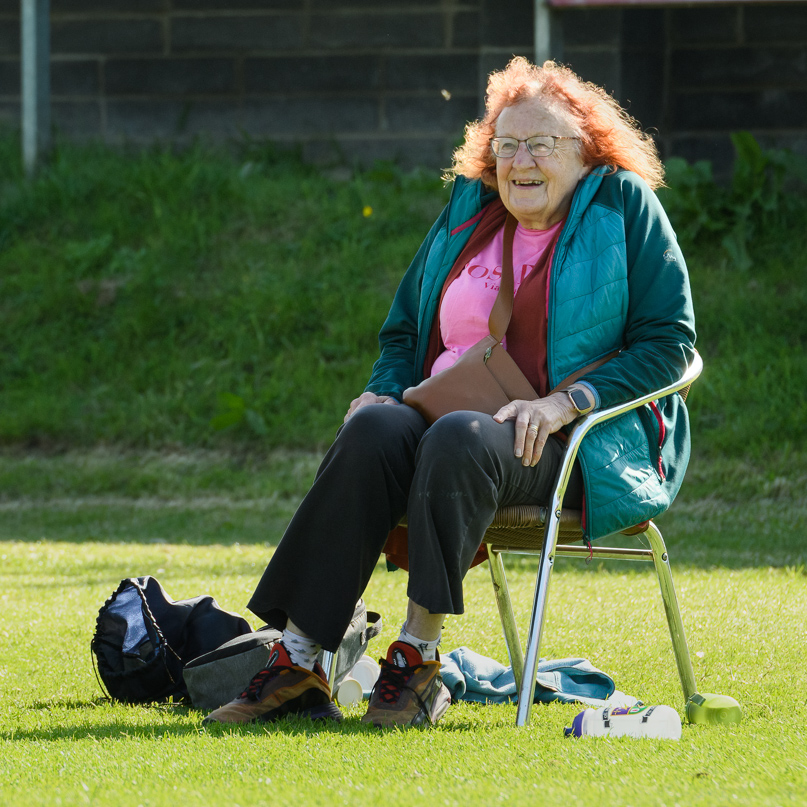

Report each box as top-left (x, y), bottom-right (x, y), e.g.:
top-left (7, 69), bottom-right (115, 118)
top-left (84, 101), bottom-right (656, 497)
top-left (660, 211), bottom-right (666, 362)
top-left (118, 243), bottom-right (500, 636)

top-left (205, 58), bottom-right (695, 729)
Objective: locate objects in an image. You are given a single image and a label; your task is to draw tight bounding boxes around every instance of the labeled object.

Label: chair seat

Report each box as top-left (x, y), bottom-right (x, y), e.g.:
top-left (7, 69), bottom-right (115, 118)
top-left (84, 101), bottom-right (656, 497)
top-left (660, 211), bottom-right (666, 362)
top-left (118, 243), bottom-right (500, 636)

top-left (396, 508), bottom-right (582, 555)
top-left (483, 505), bottom-right (583, 548)
top-left (483, 506), bottom-right (649, 549)
top-left (399, 505), bottom-right (647, 553)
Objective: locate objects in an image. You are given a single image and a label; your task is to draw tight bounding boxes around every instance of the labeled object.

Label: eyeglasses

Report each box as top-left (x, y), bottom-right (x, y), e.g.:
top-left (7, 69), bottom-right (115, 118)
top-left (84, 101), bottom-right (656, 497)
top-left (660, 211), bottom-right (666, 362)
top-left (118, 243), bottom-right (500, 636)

top-left (490, 135), bottom-right (580, 159)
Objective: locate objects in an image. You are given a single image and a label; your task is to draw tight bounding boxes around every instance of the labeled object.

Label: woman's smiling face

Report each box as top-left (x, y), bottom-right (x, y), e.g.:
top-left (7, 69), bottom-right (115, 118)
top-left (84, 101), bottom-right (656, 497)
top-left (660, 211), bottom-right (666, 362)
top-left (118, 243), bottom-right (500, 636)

top-left (494, 98), bottom-right (590, 230)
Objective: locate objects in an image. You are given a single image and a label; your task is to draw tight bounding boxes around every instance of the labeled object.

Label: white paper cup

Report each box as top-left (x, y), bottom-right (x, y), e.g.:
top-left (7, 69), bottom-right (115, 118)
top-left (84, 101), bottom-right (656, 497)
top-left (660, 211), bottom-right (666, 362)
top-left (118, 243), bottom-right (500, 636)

top-left (336, 676), bottom-right (363, 707)
top-left (350, 656), bottom-right (381, 691)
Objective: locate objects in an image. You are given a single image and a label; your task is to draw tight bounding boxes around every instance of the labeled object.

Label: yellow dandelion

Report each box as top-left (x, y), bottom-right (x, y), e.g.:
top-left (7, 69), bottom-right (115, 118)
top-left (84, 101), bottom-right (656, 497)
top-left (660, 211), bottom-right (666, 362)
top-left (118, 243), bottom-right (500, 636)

top-left (362, 206), bottom-right (373, 218)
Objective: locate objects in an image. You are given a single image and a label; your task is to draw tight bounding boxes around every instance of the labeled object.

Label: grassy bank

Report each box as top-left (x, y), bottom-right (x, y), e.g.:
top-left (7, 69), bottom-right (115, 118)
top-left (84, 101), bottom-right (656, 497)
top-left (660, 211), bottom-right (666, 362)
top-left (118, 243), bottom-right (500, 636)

top-left (0, 135), bottom-right (446, 450)
top-left (1, 132), bottom-right (805, 470)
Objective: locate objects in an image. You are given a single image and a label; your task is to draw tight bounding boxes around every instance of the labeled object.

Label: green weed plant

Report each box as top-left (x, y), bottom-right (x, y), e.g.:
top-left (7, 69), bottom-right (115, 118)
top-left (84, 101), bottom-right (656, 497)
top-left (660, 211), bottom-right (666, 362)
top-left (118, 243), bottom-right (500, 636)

top-left (0, 134), bottom-right (447, 449)
top-left (657, 135), bottom-right (807, 465)
top-left (658, 131), bottom-right (807, 271)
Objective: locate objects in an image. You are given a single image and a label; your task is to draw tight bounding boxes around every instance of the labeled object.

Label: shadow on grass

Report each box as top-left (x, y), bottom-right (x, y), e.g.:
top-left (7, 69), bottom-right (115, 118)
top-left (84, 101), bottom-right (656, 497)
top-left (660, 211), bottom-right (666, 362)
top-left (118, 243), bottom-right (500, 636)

top-left (7, 690), bottom-right (513, 741)
top-left (4, 702), bottom-right (490, 741)
top-left (1, 492), bottom-right (805, 570)
top-left (4, 699), bottom-right (197, 742)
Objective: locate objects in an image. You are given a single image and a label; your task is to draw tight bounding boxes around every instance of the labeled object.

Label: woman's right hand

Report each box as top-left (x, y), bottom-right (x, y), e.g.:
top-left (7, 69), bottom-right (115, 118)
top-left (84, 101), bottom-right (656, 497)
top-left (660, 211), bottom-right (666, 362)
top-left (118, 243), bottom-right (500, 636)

top-left (344, 392), bottom-right (399, 422)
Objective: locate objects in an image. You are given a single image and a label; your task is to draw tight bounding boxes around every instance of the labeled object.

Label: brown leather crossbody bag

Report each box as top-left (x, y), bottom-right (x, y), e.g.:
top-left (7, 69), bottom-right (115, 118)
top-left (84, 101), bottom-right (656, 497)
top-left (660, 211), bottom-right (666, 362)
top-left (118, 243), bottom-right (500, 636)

top-left (402, 214), bottom-right (615, 424)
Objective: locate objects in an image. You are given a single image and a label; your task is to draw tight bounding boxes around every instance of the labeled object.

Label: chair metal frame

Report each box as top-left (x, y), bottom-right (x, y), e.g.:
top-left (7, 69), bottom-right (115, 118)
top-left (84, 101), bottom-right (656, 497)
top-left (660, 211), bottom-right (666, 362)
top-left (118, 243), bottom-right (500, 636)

top-left (486, 353), bottom-right (703, 726)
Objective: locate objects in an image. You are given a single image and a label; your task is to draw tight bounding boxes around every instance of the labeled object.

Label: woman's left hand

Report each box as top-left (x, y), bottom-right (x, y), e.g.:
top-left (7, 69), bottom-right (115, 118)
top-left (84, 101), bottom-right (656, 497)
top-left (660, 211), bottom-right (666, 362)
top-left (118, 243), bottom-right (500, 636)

top-left (493, 394), bottom-right (578, 466)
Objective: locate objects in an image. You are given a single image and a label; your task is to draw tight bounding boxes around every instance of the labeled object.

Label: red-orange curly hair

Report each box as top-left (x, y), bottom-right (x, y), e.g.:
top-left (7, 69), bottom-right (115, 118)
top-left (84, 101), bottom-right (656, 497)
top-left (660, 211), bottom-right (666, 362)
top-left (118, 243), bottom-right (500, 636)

top-left (447, 57), bottom-right (665, 191)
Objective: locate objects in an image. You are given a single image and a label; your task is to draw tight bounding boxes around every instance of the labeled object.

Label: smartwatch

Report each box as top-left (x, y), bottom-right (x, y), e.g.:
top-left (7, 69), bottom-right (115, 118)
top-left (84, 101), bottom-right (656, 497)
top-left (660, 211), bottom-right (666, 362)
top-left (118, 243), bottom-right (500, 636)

top-left (564, 386), bottom-right (595, 416)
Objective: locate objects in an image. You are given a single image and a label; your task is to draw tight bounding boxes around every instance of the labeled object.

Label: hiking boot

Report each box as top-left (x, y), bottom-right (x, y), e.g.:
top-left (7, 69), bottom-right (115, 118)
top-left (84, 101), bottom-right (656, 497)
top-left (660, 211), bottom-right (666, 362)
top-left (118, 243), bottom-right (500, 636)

top-left (203, 642), bottom-right (342, 725)
top-left (361, 640), bottom-right (451, 729)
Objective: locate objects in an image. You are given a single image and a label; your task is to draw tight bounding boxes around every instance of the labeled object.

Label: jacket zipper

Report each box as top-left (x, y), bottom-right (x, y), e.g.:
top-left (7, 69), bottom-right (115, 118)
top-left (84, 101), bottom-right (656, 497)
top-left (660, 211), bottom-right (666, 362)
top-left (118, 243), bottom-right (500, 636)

top-left (648, 400), bottom-right (666, 481)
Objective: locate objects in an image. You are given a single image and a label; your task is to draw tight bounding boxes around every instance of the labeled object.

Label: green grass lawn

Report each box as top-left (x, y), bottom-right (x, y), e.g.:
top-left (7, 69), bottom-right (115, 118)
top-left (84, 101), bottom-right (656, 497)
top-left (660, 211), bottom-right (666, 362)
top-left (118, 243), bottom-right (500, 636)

top-left (0, 452), bottom-right (804, 807)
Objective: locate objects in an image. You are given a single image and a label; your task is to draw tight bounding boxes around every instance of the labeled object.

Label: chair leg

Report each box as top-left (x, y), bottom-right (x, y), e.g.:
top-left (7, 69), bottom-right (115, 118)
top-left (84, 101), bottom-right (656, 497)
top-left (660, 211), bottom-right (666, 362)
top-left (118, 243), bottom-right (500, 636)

top-left (644, 521), bottom-right (698, 703)
top-left (487, 547), bottom-right (524, 691)
top-left (516, 519), bottom-right (562, 726)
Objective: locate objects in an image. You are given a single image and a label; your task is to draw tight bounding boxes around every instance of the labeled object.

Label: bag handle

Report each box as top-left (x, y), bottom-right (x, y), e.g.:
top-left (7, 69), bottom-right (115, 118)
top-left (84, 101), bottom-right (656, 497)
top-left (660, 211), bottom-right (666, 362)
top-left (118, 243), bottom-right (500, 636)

top-left (361, 611), bottom-right (383, 646)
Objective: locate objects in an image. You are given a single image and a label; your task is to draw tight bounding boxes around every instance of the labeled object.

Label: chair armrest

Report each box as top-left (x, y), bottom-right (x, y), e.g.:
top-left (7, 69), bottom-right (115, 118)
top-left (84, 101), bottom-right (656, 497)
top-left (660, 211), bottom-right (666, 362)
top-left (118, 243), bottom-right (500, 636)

top-left (569, 351), bottom-right (703, 447)
top-left (551, 352), bottom-right (703, 517)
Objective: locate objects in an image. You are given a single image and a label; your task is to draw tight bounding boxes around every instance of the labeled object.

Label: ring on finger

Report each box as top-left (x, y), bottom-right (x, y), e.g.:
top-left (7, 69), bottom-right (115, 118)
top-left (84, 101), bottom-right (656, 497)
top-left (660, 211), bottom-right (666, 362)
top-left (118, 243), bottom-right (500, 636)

top-left (528, 424), bottom-right (540, 434)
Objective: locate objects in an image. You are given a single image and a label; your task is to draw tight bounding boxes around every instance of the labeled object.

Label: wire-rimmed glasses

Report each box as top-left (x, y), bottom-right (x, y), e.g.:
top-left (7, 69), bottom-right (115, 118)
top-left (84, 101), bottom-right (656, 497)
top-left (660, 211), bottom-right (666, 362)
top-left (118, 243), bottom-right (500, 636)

top-left (490, 135), bottom-right (580, 159)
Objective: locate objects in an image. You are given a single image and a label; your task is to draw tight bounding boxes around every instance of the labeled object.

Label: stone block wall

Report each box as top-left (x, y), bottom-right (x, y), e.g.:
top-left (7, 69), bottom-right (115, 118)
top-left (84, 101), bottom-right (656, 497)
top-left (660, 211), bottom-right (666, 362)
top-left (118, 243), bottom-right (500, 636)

top-left (1, 1), bottom-right (806, 173)
top-left (0, 0), bottom-right (533, 169)
top-left (558, 1), bottom-right (807, 175)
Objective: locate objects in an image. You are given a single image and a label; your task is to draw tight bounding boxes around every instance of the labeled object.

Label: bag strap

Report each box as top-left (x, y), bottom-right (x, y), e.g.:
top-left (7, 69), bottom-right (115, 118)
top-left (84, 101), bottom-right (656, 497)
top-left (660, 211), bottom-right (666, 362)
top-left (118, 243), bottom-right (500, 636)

top-left (489, 213), bottom-right (620, 392)
top-left (90, 645), bottom-right (112, 700)
top-left (487, 213), bottom-right (519, 342)
top-left (548, 349), bottom-right (621, 396)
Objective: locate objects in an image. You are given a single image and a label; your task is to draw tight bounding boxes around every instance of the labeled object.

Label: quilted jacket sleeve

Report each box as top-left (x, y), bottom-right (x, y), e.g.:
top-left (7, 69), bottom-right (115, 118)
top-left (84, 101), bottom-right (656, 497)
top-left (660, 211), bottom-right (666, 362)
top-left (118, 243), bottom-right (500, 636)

top-left (580, 173), bottom-right (697, 408)
top-left (363, 205), bottom-right (449, 401)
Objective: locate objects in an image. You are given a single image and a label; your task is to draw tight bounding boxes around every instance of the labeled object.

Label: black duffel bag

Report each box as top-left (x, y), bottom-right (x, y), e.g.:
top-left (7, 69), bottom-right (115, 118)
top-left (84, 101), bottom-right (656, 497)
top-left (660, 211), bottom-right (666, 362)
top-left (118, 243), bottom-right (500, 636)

top-left (91, 576), bottom-right (252, 704)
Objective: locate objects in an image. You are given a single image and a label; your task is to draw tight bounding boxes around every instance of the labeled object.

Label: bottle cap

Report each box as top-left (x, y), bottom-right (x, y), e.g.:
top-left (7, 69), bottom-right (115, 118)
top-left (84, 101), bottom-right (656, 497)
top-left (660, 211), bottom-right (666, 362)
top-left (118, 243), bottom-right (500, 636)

top-left (564, 709), bottom-right (586, 738)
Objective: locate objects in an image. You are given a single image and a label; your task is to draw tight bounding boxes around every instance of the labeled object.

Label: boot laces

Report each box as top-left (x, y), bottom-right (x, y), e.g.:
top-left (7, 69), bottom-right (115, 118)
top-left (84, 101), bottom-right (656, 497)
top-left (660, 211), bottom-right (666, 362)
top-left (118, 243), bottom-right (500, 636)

top-left (376, 657), bottom-right (418, 704)
top-left (241, 658), bottom-right (286, 701)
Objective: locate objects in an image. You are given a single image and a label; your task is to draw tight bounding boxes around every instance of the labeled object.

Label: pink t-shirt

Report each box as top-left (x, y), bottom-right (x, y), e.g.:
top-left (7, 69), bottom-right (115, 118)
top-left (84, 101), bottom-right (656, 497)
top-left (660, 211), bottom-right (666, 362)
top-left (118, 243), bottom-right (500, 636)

top-left (430, 219), bottom-right (563, 377)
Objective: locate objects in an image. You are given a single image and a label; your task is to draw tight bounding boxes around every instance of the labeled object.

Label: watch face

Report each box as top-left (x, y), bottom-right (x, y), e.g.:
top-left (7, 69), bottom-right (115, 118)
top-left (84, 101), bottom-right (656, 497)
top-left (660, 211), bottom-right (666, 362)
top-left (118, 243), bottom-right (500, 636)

top-left (569, 388), bottom-right (590, 412)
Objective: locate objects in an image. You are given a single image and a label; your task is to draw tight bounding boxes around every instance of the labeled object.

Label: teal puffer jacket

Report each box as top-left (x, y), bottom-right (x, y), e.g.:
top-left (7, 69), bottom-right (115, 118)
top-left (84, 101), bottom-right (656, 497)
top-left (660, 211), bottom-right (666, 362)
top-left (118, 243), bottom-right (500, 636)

top-left (365, 169), bottom-right (696, 539)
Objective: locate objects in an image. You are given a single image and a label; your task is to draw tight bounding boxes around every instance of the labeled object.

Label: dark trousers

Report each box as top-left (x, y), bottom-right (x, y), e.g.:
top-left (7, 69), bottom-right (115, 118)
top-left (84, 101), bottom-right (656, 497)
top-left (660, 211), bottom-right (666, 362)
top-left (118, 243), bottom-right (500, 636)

top-left (247, 404), bottom-right (582, 651)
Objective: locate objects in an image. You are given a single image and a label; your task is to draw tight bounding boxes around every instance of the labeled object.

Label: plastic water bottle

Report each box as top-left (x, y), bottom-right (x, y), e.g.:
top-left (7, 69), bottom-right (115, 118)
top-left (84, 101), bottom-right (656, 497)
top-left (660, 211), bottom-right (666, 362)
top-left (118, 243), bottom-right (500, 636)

top-left (565, 702), bottom-right (682, 740)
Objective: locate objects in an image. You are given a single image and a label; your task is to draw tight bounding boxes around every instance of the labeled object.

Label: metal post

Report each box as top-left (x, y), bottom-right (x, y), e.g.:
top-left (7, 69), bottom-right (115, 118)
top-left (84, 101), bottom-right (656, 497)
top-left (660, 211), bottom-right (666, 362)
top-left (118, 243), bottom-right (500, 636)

top-left (535, 0), bottom-right (552, 65)
top-left (21, 0), bottom-right (51, 176)
top-left (320, 649), bottom-right (337, 689)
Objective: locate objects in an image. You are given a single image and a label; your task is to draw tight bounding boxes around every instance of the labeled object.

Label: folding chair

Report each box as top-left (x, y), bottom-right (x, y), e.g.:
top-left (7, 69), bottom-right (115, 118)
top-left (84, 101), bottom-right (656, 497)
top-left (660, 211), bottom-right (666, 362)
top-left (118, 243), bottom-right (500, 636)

top-left (482, 352), bottom-right (740, 726)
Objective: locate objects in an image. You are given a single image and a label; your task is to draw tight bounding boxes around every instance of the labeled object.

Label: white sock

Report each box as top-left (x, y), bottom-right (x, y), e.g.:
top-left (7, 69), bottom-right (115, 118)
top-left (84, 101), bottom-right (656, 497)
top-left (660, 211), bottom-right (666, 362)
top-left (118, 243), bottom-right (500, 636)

top-left (398, 622), bottom-right (441, 662)
top-left (281, 628), bottom-right (321, 670)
